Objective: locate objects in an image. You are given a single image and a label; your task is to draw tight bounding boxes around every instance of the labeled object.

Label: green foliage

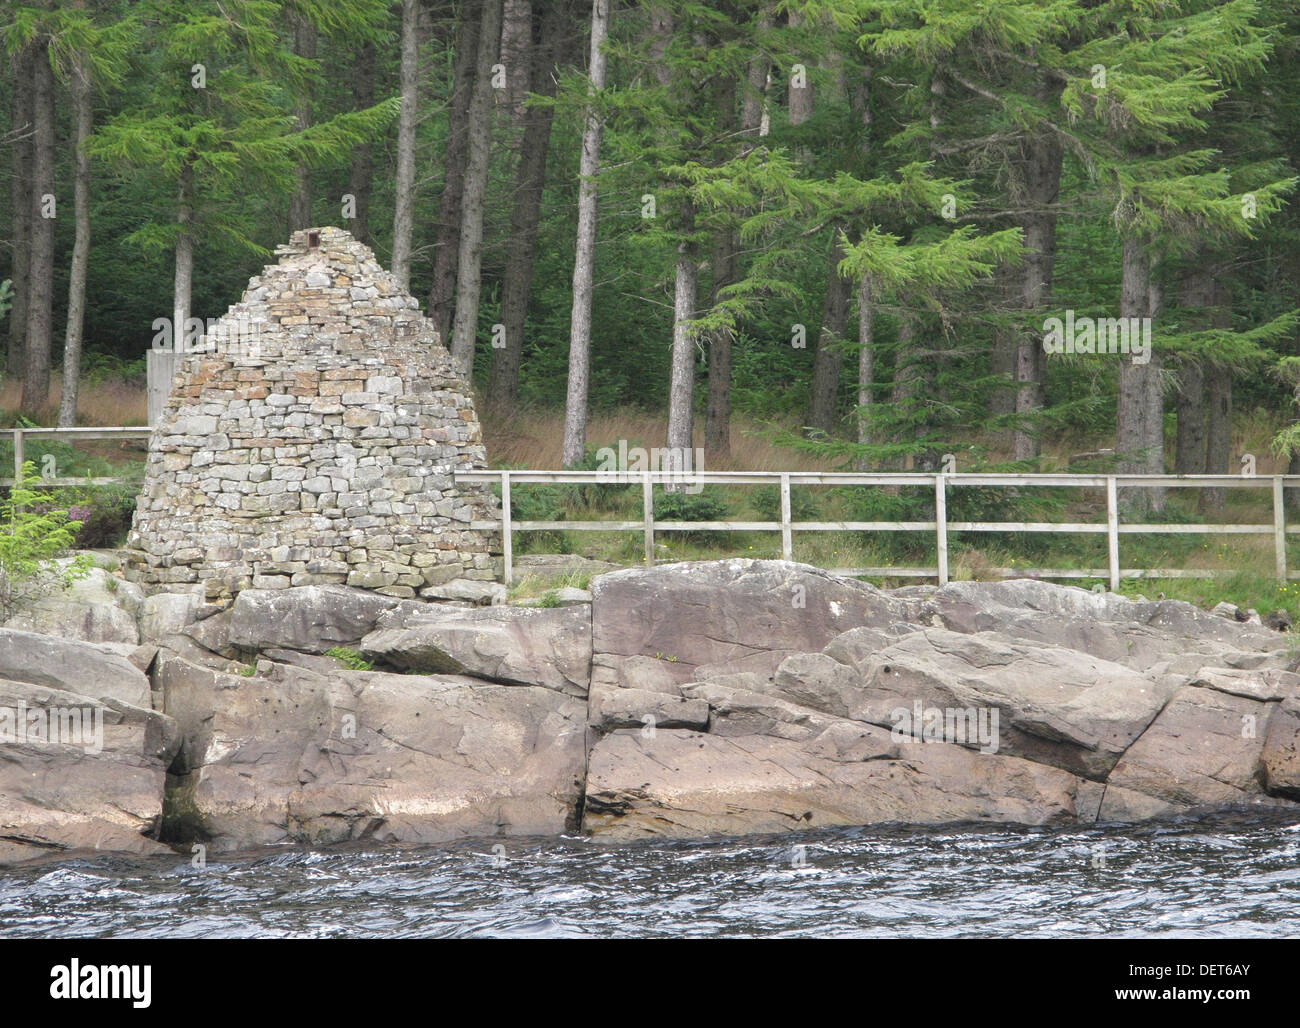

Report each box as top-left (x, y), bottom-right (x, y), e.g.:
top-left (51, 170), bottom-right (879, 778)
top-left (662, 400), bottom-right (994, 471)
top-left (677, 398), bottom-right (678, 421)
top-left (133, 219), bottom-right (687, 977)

top-left (751, 484), bottom-right (822, 523)
top-left (324, 647), bottom-right (372, 671)
top-left (0, 463), bottom-right (93, 614)
top-left (653, 487), bottom-right (730, 545)
top-left (56, 482), bottom-right (138, 548)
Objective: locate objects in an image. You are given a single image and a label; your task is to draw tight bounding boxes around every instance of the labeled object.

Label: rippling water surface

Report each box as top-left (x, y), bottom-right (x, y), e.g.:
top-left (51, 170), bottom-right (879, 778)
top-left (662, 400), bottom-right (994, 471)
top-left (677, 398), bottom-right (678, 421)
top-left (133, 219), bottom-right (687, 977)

top-left (4, 813), bottom-right (1300, 938)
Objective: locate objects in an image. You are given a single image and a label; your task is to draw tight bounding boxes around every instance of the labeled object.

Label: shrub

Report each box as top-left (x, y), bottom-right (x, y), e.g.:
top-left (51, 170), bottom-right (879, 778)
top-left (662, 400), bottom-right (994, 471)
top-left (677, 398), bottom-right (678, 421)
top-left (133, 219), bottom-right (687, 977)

top-left (57, 483), bottom-right (138, 548)
top-left (0, 462), bottom-right (93, 615)
top-left (654, 487), bottom-right (731, 545)
top-left (751, 484), bottom-right (821, 523)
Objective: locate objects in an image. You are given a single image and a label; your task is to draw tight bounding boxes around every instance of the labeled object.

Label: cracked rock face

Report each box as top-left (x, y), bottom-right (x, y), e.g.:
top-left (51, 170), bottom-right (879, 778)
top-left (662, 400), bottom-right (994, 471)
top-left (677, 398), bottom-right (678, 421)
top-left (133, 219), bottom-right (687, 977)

top-left (6, 558), bottom-right (1300, 864)
top-left (155, 652), bottom-right (587, 851)
top-left (579, 560), bottom-right (1300, 839)
top-left (0, 630), bottom-right (179, 863)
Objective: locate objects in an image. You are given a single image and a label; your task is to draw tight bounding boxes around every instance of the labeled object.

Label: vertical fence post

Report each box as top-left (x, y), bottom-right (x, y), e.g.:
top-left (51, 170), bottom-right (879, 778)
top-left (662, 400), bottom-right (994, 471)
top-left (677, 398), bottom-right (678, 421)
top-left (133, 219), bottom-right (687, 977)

top-left (780, 473), bottom-right (792, 561)
top-left (1106, 476), bottom-right (1120, 592)
top-left (500, 470), bottom-right (513, 587)
top-left (12, 428), bottom-right (23, 485)
top-left (642, 472), bottom-right (655, 567)
top-left (934, 473), bottom-right (948, 586)
top-left (1274, 475), bottom-right (1287, 585)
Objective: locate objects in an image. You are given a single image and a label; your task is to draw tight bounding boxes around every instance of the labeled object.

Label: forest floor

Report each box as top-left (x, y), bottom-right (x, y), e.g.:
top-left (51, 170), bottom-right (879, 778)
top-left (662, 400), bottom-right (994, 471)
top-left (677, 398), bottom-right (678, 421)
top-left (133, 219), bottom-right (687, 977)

top-left (3, 372), bottom-right (1297, 624)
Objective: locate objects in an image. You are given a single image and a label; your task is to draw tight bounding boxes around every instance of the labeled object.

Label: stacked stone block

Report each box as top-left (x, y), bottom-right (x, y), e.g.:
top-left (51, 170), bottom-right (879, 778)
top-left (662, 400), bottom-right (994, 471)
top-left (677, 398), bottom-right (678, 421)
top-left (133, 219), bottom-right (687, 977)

top-left (124, 227), bottom-right (500, 601)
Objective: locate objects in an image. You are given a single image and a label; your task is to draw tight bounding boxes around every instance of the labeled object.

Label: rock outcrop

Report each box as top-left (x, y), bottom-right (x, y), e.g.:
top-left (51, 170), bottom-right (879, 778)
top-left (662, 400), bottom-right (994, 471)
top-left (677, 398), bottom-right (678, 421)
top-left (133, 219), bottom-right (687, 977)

top-left (5, 557), bottom-right (1300, 864)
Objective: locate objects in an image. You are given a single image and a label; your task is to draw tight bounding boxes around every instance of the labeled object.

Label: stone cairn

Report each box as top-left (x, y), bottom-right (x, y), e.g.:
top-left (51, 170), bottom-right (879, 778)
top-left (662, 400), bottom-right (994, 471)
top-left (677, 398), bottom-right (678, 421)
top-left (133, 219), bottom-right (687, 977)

top-left (124, 227), bottom-right (500, 601)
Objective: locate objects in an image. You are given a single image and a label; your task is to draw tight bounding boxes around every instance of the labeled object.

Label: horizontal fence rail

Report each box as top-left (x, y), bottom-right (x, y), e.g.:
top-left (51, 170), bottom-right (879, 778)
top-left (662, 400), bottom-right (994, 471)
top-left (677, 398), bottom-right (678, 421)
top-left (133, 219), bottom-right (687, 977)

top-left (0, 427), bottom-right (152, 487)
top-left (455, 469), bottom-right (1300, 589)
top-left (0, 427), bottom-right (1291, 591)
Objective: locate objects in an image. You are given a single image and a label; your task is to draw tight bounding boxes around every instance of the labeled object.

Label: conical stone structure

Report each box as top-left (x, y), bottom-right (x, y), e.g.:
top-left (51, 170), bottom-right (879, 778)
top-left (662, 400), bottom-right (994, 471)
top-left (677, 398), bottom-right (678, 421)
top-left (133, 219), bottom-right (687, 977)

top-left (124, 227), bottom-right (499, 600)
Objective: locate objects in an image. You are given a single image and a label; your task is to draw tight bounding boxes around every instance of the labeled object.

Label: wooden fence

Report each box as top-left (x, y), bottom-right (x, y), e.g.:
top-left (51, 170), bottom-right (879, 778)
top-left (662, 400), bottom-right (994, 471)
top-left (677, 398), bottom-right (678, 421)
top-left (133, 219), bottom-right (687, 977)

top-left (0, 427), bottom-right (152, 487)
top-left (455, 468), bottom-right (1300, 589)
top-left (0, 425), bottom-right (1290, 592)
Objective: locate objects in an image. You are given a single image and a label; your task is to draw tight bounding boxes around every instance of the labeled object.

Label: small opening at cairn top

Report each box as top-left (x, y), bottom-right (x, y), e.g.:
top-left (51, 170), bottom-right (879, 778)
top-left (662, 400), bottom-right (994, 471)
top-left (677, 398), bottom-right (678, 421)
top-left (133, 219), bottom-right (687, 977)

top-left (307, 230), bottom-right (320, 248)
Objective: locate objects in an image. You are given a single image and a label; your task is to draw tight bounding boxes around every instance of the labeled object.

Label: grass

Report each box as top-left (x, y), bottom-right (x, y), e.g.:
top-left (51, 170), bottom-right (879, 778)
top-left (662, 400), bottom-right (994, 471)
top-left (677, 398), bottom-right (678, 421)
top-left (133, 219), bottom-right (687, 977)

top-left (325, 646), bottom-right (374, 671)
top-left (506, 568), bottom-right (592, 603)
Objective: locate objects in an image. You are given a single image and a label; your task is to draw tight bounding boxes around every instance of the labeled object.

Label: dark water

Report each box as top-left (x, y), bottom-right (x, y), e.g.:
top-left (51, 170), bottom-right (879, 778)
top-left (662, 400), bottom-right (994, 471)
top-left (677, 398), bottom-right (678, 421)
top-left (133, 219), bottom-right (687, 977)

top-left (4, 812), bottom-right (1300, 938)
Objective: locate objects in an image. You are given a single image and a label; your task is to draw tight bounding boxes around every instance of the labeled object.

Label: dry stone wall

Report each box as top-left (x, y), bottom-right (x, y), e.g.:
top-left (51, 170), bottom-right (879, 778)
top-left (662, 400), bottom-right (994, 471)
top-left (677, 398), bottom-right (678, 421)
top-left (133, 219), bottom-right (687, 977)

top-left (124, 227), bottom-right (499, 601)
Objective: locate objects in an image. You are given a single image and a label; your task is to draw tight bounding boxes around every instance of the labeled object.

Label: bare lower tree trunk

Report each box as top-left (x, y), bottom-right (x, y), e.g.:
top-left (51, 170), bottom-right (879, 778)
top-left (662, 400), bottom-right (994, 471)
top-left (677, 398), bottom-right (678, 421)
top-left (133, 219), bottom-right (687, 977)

top-left (1116, 235), bottom-right (1164, 514)
top-left (8, 43), bottom-right (33, 382)
top-left (988, 265), bottom-right (1016, 423)
top-left (500, 0), bottom-right (533, 128)
top-left (1173, 263), bottom-right (1215, 475)
top-left (703, 74), bottom-right (738, 460)
top-left (288, 14), bottom-right (317, 232)
top-left (58, 39), bottom-right (92, 428)
top-left (704, 227), bottom-right (735, 460)
top-left (787, 7), bottom-right (812, 124)
top-left (854, 274), bottom-right (873, 470)
top-left (489, 0), bottom-right (566, 405)
top-left (703, 18), bottom-right (772, 460)
top-left (21, 38), bottom-right (55, 417)
top-left (805, 230), bottom-right (851, 436)
top-left (346, 42), bottom-right (376, 244)
top-left (391, 0), bottom-right (419, 290)
top-left (1173, 363), bottom-right (1206, 473)
top-left (428, 0), bottom-right (481, 341)
top-left (449, 0), bottom-right (505, 376)
top-left (666, 209), bottom-right (698, 466)
top-left (1202, 279), bottom-right (1233, 513)
top-left (1011, 94), bottom-right (1063, 462)
top-left (561, 0), bottom-right (610, 467)
top-left (172, 162), bottom-right (195, 352)
top-left (888, 316), bottom-right (919, 473)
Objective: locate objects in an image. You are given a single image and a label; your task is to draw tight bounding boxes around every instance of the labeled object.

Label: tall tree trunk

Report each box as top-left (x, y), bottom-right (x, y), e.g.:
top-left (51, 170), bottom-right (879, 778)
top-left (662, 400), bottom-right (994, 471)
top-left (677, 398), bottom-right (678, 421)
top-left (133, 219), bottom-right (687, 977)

top-left (787, 7), bottom-right (812, 124)
top-left (802, 45), bottom-right (850, 436)
top-left (449, 0), bottom-right (505, 376)
top-left (8, 43), bottom-right (33, 382)
top-left (58, 37), bottom-right (92, 428)
top-left (740, 3), bottom-right (772, 137)
top-left (173, 161), bottom-right (195, 353)
top-left (489, 0), bottom-right (566, 405)
top-left (288, 14), bottom-right (317, 232)
top-left (988, 265), bottom-right (1016, 422)
top-left (391, 0), bottom-right (419, 291)
top-left (1116, 235), bottom-right (1164, 514)
top-left (428, 0), bottom-right (482, 342)
top-left (704, 12), bottom-right (772, 460)
top-left (704, 226), bottom-right (735, 460)
top-left (854, 273), bottom-right (873, 470)
top-left (500, 0), bottom-right (533, 128)
top-left (346, 42), bottom-right (376, 244)
top-left (22, 38), bottom-right (56, 417)
top-left (805, 230), bottom-right (851, 435)
top-left (889, 316), bottom-right (919, 473)
top-left (703, 72), bottom-right (738, 460)
top-left (1173, 263), bottom-right (1215, 476)
top-left (561, 0), bottom-right (610, 467)
top-left (1202, 279), bottom-right (1233, 513)
top-left (1011, 86), bottom-right (1063, 462)
top-left (666, 208), bottom-right (698, 467)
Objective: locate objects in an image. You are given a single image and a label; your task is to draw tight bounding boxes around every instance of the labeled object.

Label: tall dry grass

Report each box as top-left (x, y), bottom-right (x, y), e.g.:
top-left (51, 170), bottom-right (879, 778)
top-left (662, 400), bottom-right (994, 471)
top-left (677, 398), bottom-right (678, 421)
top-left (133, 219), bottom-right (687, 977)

top-left (0, 373), bottom-right (148, 427)
top-left (4, 373), bottom-right (1288, 478)
top-left (479, 403), bottom-right (840, 471)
